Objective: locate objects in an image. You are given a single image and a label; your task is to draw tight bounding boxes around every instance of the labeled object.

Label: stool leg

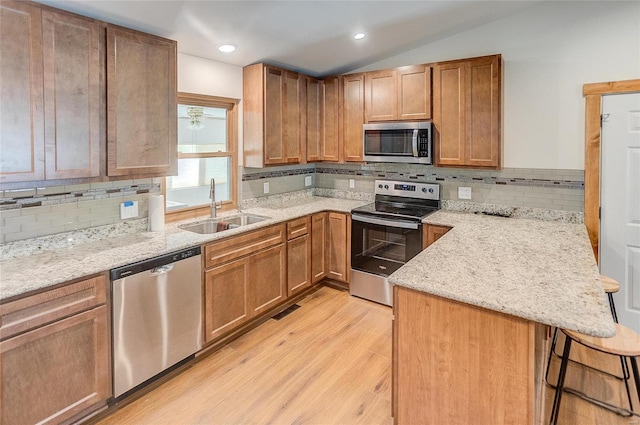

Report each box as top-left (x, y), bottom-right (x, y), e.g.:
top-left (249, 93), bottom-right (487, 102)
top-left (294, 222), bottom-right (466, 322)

top-left (545, 328), bottom-right (560, 385)
top-left (631, 356), bottom-right (640, 410)
top-left (550, 336), bottom-right (572, 425)
top-left (608, 293), bottom-right (618, 323)
top-left (619, 356), bottom-right (634, 411)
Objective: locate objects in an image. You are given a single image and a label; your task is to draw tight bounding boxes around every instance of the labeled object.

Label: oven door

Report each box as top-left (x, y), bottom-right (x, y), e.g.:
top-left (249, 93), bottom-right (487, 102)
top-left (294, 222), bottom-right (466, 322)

top-left (351, 214), bottom-right (422, 277)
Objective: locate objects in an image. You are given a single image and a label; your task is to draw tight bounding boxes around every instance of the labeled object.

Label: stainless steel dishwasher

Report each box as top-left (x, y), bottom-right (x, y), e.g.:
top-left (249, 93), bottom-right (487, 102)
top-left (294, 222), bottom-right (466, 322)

top-left (110, 246), bottom-right (202, 398)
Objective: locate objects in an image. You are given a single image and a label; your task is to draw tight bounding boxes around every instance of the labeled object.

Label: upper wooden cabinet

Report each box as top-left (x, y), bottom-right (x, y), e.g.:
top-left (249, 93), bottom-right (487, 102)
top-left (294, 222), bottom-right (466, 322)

top-left (0, 2), bottom-right (102, 184)
top-left (244, 64), bottom-right (306, 167)
top-left (106, 26), bottom-right (177, 177)
top-left (342, 73), bottom-right (365, 162)
top-left (306, 76), bottom-right (322, 162)
top-left (364, 65), bottom-right (431, 122)
top-left (433, 55), bottom-right (502, 169)
top-left (320, 76), bottom-right (342, 162)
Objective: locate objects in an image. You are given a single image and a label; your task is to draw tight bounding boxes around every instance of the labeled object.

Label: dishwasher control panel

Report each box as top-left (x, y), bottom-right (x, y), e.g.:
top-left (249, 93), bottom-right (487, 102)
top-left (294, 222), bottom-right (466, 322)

top-left (110, 246), bottom-right (202, 280)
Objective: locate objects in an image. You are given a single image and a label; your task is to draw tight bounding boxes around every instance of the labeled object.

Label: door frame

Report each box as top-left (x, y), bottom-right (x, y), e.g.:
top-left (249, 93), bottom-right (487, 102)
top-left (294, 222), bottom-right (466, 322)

top-left (583, 79), bottom-right (640, 262)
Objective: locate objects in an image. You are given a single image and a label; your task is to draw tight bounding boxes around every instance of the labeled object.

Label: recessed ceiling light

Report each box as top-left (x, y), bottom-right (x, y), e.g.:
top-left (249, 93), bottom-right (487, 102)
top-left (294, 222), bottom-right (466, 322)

top-left (354, 33), bottom-right (366, 40)
top-left (218, 44), bottom-right (236, 53)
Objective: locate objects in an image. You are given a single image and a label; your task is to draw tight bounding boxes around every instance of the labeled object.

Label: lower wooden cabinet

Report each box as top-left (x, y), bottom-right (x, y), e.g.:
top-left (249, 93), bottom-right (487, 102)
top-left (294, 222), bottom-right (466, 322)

top-left (287, 217), bottom-right (312, 296)
top-left (311, 212), bottom-right (327, 283)
top-left (0, 275), bottom-right (111, 425)
top-left (422, 224), bottom-right (452, 249)
top-left (327, 212), bottom-right (350, 283)
top-left (203, 224), bottom-right (287, 344)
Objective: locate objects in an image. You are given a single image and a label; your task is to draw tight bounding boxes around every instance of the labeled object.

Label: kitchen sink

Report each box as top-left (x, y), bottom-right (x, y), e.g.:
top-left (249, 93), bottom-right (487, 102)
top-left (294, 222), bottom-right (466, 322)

top-left (178, 213), bottom-right (270, 234)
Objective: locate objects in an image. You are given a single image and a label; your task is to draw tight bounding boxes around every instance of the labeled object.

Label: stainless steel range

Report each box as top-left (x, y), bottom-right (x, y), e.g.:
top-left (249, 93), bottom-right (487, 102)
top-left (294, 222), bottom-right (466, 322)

top-left (350, 180), bottom-right (440, 306)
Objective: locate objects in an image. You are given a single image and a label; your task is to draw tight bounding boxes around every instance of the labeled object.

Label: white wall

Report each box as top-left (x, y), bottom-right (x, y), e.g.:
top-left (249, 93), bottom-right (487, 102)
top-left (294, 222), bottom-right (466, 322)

top-left (355, 1), bottom-right (640, 170)
top-left (177, 53), bottom-right (244, 164)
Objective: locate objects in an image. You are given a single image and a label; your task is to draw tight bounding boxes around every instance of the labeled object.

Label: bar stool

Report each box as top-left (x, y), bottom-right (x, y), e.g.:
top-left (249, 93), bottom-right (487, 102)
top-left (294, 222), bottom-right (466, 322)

top-left (601, 275), bottom-right (621, 322)
top-left (549, 324), bottom-right (640, 425)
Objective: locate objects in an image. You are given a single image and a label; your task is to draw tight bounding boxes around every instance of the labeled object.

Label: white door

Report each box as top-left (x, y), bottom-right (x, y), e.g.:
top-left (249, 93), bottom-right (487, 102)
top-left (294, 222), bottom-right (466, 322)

top-left (600, 92), bottom-right (640, 333)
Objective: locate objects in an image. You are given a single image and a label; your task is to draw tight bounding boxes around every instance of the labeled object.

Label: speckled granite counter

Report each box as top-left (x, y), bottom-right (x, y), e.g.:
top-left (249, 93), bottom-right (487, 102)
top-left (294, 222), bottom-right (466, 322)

top-left (389, 210), bottom-right (615, 337)
top-left (0, 197), bottom-right (366, 301)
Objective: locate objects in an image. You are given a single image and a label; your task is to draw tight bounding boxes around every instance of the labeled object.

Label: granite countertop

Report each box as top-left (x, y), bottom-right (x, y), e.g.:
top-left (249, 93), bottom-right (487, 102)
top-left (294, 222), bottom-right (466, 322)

top-left (389, 210), bottom-right (616, 337)
top-left (0, 197), bottom-right (366, 301)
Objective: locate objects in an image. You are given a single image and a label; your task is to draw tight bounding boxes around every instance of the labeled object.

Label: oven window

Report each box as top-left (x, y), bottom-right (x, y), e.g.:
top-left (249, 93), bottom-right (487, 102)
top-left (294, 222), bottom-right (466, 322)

top-left (364, 130), bottom-right (414, 156)
top-left (351, 219), bottom-right (422, 276)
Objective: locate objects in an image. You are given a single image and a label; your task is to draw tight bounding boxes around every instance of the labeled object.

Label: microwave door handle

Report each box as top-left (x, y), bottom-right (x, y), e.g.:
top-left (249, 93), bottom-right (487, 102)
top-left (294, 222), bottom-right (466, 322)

top-left (412, 129), bottom-right (419, 157)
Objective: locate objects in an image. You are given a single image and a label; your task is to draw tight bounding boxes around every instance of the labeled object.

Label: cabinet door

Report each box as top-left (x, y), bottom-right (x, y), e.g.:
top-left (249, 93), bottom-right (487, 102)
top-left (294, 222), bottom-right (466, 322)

top-left (311, 212), bottom-right (327, 283)
top-left (422, 224), bottom-right (452, 250)
top-left (263, 66), bottom-right (285, 165)
top-left (283, 70), bottom-right (303, 163)
top-left (397, 65), bottom-right (431, 120)
top-left (204, 258), bottom-right (250, 343)
top-left (42, 10), bottom-right (102, 180)
top-left (433, 62), bottom-right (466, 166)
top-left (249, 244), bottom-right (287, 317)
top-left (106, 26), bottom-right (177, 177)
top-left (321, 76), bottom-right (342, 162)
top-left (306, 76), bottom-right (322, 162)
top-left (467, 55), bottom-right (501, 168)
top-left (365, 69), bottom-right (397, 122)
top-left (327, 212), bottom-right (350, 283)
top-left (0, 1), bottom-right (45, 183)
top-left (342, 73), bottom-right (365, 162)
top-left (1, 305), bottom-right (110, 425)
top-left (287, 235), bottom-right (311, 296)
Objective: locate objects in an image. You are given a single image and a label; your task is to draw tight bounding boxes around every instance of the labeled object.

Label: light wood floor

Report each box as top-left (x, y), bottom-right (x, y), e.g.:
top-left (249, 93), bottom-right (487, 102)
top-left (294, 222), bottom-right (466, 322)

top-left (94, 286), bottom-right (639, 425)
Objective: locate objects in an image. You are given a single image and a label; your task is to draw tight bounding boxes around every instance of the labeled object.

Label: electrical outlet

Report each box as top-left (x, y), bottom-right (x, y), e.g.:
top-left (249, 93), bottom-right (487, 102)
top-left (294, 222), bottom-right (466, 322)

top-left (263, 182), bottom-right (269, 194)
top-left (305, 176), bottom-right (312, 187)
top-left (120, 200), bottom-right (139, 219)
top-left (349, 179), bottom-right (355, 189)
top-left (458, 187), bottom-right (472, 200)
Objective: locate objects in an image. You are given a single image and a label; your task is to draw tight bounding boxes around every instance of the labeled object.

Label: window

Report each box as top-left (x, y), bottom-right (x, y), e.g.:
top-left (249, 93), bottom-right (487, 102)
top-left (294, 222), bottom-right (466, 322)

top-left (165, 93), bottom-right (238, 217)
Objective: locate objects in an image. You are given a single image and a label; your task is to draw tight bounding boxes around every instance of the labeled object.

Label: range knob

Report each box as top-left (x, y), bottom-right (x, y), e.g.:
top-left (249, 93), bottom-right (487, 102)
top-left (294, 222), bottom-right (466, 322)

top-left (378, 184), bottom-right (383, 189)
top-left (422, 187), bottom-right (434, 193)
top-left (384, 184), bottom-right (389, 190)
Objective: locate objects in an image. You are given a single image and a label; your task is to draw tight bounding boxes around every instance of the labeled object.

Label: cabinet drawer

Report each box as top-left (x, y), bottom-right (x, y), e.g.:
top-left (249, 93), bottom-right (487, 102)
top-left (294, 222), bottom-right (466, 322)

top-left (204, 224), bottom-right (286, 269)
top-left (0, 274), bottom-right (108, 341)
top-left (286, 216), bottom-right (309, 240)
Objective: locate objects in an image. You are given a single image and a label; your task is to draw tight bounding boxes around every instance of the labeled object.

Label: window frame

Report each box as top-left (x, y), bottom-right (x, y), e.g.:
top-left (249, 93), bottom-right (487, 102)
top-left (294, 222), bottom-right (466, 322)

top-left (164, 92), bottom-right (239, 222)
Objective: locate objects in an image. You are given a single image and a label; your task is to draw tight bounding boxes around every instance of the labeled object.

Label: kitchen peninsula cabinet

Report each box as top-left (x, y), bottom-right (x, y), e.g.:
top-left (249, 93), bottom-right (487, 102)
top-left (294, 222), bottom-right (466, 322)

top-left (244, 64), bottom-right (305, 167)
top-left (364, 65), bottom-right (431, 122)
top-left (0, 2), bottom-right (101, 184)
top-left (203, 224), bottom-right (287, 343)
top-left (311, 212), bottom-right (327, 283)
top-left (106, 25), bottom-right (177, 177)
top-left (287, 216), bottom-right (312, 296)
top-left (433, 54), bottom-right (502, 169)
top-left (342, 73), bottom-right (365, 162)
top-left (327, 212), bottom-right (351, 283)
top-left (0, 274), bottom-right (111, 425)
top-left (422, 224), bottom-right (452, 249)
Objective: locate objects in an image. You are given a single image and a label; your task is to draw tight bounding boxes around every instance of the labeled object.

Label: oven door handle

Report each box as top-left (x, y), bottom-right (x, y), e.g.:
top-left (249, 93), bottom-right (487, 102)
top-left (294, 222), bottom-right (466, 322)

top-left (351, 214), bottom-right (420, 230)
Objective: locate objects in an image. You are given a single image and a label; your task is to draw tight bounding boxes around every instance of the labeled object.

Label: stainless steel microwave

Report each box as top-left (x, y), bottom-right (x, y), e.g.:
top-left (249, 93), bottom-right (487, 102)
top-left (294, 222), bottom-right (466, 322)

top-left (363, 121), bottom-right (432, 164)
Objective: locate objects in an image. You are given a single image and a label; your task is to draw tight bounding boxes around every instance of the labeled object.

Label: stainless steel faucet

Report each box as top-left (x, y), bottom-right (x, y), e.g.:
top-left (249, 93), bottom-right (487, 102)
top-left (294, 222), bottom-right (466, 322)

top-left (210, 178), bottom-right (221, 218)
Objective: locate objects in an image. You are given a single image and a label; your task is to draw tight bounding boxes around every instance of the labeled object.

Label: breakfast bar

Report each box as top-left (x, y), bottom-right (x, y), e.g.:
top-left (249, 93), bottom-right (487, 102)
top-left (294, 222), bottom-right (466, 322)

top-left (389, 210), bottom-right (615, 425)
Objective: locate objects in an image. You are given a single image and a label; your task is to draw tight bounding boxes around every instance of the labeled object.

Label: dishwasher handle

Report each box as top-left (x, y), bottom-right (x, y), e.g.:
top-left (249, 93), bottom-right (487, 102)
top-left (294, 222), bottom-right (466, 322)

top-left (111, 246), bottom-right (201, 281)
top-left (150, 264), bottom-right (174, 276)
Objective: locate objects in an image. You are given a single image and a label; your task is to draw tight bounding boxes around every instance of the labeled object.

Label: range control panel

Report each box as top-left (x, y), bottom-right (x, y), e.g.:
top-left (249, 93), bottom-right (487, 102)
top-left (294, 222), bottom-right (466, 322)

top-left (374, 179), bottom-right (440, 201)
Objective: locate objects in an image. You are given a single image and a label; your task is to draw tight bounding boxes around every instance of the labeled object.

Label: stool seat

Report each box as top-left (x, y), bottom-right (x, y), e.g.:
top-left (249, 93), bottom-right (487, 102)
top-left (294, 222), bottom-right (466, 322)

top-left (563, 324), bottom-right (640, 357)
top-left (601, 275), bottom-right (620, 293)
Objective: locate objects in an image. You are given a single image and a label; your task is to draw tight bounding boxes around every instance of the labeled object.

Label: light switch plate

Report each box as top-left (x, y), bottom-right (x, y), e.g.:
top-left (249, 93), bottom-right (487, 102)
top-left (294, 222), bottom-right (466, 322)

top-left (263, 182), bottom-right (270, 194)
top-left (120, 200), bottom-right (139, 219)
top-left (349, 179), bottom-right (355, 189)
top-left (458, 187), bottom-right (472, 200)
top-left (305, 176), bottom-right (312, 187)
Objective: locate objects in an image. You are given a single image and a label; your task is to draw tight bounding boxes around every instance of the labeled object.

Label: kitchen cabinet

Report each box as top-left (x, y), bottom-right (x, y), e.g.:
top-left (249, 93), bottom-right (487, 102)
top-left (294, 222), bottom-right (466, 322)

top-left (203, 224), bottom-right (287, 343)
top-left (364, 65), bottom-right (431, 122)
top-left (0, 274), bottom-right (111, 425)
top-left (306, 76), bottom-right (322, 162)
top-left (393, 286), bottom-right (546, 424)
top-left (433, 54), bottom-right (502, 169)
top-left (422, 224), bottom-right (452, 249)
top-left (243, 64), bottom-right (305, 167)
top-left (320, 76), bottom-right (342, 162)
top-left (0, 2), bottom-right (101, 184)
top-left (106, 25), bottom-right (177, 177)
top-left (287, 217), bottom-right (312, 296)
top-left (327, 212), bottom-right (350, 283)
top-left (311, 212), bottom-right (327, 283)
top-left (342, 73), bottom-right (365, 162)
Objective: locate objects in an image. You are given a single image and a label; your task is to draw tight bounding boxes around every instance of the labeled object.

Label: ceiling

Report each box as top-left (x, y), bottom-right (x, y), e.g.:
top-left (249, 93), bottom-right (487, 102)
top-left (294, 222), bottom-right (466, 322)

top-left (37, 1), bottom-right (538, 77)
